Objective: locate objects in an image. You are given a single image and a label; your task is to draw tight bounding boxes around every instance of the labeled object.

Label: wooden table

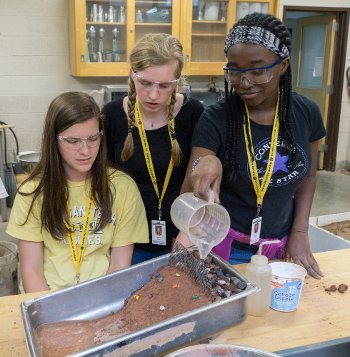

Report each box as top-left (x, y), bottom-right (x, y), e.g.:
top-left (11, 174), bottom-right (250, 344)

top-left (1, 249), bottom-right (350, 357)
top-left (227, 248), bottom-right (350, 353)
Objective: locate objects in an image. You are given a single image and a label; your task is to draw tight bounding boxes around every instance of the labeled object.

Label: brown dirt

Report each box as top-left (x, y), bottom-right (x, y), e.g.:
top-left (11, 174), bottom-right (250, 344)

top-left (321, 220), bottom-right (350, 241)
top-left (36, 256), bottom-right (247, 357)
top-left (37, 265), bottom-right (213, 357)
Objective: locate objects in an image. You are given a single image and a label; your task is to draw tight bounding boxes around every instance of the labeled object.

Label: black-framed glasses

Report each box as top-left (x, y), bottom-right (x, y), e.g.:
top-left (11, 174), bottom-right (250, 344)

top-left (57, 130), bottom-right (103, 149)
top-left (223, 58), bottom-right (283, 85)
top-left (131, 69), bottom-right (179, 93)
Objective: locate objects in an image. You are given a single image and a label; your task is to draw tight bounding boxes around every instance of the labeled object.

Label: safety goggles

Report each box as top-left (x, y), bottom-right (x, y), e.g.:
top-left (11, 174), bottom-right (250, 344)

top-left (57, 130), bottom-right (103, 149)
top-left (131, 69), bottom-right (179, 93)
top-left (223, 58), bottom-right (283, 85)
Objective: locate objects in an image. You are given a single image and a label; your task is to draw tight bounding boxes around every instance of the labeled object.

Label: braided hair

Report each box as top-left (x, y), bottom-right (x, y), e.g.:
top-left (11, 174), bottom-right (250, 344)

top-left (121, 33), bottom-right (185, 166)
top-left (224, 13), bottom-right (296, 180)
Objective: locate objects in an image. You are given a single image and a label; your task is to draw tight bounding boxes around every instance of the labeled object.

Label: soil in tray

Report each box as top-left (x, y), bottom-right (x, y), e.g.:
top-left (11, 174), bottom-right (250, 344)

top-left (36, 254), bottom-right (247, 357)
top-left (321, 220), bottom-right (350, 241)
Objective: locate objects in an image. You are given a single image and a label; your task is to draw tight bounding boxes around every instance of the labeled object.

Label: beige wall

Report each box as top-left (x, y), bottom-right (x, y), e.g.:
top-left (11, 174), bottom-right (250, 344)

top-left (0, 0), bottom-right (127, 158)
top-left (280, 0), bottom-right (350, 169)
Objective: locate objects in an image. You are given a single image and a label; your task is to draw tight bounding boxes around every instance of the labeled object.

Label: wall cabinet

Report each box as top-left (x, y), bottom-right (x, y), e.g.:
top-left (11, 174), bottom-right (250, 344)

top-left (69, 0), bottom-right (277, 77)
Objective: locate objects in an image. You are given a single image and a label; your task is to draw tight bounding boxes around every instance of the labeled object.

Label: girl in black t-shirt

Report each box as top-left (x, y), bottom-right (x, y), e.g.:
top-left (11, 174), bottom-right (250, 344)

top-left (103, 34), bottom-right (204, 264)
top-left (182, 13), bottom-right (325, 279)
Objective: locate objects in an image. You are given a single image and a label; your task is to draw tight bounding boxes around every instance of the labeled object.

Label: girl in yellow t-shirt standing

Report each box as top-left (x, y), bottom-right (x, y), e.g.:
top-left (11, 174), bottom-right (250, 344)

top-left (7, 92), bottom-right (148, 292)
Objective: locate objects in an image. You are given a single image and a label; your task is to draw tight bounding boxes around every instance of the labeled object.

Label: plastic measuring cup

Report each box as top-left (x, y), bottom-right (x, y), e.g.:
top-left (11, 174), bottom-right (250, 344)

top-left (170, 192), bottom-right (230, 259)
top-left (269, 262), bottom-right (307, 312)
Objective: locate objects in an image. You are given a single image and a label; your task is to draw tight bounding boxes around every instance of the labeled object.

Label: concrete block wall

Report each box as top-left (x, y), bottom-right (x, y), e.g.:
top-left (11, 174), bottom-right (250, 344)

top-left (0, 0), bottom-right (123, 159)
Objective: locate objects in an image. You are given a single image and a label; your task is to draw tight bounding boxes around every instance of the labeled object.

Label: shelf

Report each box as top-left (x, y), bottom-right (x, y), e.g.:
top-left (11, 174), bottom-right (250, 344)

top-left (86, 21), bottom-right (126, 26)
top-left (192, 33), bottom-right (226, 37)
top-left (135, 22), bottom-right (171, 26)
top-left (237, 0), bottom-right (270, 2)
top-left (136, 1), bottom-right (172, 4)
top-left (192, 20), bottom-right (227, 25)
top-left (86, 0), bottom-right (125, 3)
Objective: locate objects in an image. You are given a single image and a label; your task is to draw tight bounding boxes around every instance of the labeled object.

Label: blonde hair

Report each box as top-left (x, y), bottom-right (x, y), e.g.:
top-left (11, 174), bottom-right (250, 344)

top-left (121, 33), bottom-right (185, 166)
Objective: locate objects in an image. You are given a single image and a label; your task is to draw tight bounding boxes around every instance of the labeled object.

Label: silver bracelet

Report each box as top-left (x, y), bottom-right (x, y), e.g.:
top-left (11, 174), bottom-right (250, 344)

top-left (191, 157), bottom-right (201, 172)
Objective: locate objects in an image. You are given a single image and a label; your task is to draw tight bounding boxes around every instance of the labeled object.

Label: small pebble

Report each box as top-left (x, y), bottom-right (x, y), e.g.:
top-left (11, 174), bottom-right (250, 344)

top-left (338, 284), bottom-right (348, 293)
top-left (216, 287), bottom-right (226, 297)
top-left (160, 305), bottom-right (166, 311)
top-left (217, 280), bottom-right (226, 286)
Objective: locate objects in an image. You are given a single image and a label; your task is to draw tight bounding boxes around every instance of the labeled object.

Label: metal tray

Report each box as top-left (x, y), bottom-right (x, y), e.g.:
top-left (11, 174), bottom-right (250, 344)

top-left (21, 253), bottom-right (257, 357)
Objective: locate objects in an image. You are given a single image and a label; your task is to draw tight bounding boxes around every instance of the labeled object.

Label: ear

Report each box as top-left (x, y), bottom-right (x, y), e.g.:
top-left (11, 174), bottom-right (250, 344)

top-left (280, 58), bottom-right (290, 76)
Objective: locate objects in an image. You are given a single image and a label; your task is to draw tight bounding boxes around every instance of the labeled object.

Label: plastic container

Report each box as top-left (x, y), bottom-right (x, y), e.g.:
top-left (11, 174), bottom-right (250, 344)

top-left (0, 241), bottom-right (18, 296)
top-left (245, 254), bottom-right (272, 316)
top-left (204, 1), bottom-right (220, 21)
top-left (17, 151), bottom-right (40, 173)
top-left (170, 192), bottom-right (230, 259)
top-left (270, 262), bottom-right (307, 312)
top-left (245, 240), bottom-right (280, 316)
top-left (165, 343), bottom-right (279, 356)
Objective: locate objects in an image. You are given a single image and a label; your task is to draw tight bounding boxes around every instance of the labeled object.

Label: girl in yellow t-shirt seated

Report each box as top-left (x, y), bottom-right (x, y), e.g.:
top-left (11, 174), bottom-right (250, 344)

top-left (7, 92), bottom-right (149, 293)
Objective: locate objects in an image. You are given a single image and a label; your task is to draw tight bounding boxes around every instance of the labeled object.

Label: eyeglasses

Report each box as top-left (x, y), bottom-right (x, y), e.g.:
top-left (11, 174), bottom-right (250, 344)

top-left (57, 131), bottom-right (103, 149)
top-left (223, 59), bottom-right (283, 85)
top-left (131, 69), bottom-right (179, 93)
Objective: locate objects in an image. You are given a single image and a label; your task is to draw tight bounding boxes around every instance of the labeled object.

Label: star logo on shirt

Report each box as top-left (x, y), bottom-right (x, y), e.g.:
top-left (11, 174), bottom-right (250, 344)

top-left (264, 152), bottom-right (289, 174)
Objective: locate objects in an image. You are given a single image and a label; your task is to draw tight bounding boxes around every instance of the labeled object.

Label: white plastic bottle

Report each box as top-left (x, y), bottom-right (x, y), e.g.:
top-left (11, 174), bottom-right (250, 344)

top-left (245, 254), bottom-right (272, 316)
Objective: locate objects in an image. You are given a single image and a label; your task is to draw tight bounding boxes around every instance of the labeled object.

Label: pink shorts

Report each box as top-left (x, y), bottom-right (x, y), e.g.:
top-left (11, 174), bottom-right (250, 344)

top-left (212, 227), bottom-right (287, 261)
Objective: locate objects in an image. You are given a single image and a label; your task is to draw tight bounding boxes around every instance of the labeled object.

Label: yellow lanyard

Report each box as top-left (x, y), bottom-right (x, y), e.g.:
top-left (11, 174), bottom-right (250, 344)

top-left (135, 99), bottom-right (173, 220)
top-left (243, 94), bottom-right (280, 213)
top-left (67, 194), bottom-right (94, 284)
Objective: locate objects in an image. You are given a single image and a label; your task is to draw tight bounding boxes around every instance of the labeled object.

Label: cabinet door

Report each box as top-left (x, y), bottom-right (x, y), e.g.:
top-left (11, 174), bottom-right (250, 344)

top-left (181, 0), bottom-right (275, 76)
top-left (69, 0), bottom-right (129, 76)
top-left (69, 0), bottom-right (181, 77)
top-left (181, 0), bottom-right (234, 76)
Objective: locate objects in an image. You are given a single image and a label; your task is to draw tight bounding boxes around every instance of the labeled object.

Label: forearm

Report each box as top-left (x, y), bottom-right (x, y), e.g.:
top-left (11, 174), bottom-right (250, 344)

top-left (19, 240), bottom-right (49, 293)
top-left (21, 267), bottom-right (49, 293)
top-left (107, 244), bottom-right (134, 273)
top-left (181, 147), bottom-right (221, 201)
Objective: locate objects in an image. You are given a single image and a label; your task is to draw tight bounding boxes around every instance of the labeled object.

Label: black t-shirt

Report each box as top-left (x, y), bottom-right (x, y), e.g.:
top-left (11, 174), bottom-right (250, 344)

top-left (192, 92), bottom-right (326, 238)
top-left (103, 96), bottom-right (204, 251)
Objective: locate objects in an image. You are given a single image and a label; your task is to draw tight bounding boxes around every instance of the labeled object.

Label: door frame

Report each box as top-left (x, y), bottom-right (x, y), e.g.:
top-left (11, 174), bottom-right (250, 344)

top-left (282, 6), bottom-right (350, 171)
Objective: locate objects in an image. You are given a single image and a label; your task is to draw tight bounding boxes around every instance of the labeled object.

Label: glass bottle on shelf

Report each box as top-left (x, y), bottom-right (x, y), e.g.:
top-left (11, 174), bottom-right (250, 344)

top-left (84, 0), bottom-right (127, 63)
top-left (119, 6), bottom-right (125, 23)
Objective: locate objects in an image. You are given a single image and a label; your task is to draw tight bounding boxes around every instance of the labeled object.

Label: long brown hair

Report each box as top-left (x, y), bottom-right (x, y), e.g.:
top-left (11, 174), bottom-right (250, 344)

top-left (19, 92), bottom-right (114, 240)
top-left (121, 33), bottom-right (185, 166)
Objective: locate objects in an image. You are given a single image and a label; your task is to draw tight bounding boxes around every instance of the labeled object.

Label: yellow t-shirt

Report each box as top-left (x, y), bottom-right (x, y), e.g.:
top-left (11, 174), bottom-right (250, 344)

top-left (7, 170), bottom-right (148, 291)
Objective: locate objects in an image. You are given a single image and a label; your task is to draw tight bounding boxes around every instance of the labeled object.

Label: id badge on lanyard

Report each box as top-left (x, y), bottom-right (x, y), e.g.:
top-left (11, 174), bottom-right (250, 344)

top-left (151, 220), bottom-right (166, 245)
